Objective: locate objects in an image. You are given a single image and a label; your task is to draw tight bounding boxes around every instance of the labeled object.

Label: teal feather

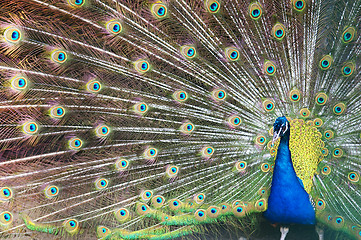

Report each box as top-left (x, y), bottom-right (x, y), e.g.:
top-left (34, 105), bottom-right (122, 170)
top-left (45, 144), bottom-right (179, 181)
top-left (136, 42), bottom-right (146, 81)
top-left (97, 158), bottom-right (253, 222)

top-left (0, 0), bottom-right (360, 239)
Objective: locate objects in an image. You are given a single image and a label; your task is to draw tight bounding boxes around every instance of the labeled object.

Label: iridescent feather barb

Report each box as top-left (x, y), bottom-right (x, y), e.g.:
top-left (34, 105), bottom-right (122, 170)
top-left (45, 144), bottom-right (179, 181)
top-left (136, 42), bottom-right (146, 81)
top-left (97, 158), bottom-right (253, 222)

top-left (0, 0), bottom-right (361, 239)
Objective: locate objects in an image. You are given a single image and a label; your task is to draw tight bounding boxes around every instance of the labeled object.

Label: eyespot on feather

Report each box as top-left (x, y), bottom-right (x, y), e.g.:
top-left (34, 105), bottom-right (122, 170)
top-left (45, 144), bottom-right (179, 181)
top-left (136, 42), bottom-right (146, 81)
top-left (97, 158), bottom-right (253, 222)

top-left (272, 23), bottom-right (286, 40)
top-left (95, 178), bottom-right (109, 190)
top-left (263, 99), bottom-right (275, 112)
top-left (50, 106), bottom-right (65, 119)
top-left (332, 148), bottom-right (343, 158)
top-left (115, 159), bottom-right (129, 171)
top-left (51, 50), bottom-right (67, 64)
top-left (319, 55), bottom-right (332, 70)
top-left (194, 193), bottom-right (205, 204)
top-left (235, 161), bottom-right (247, 172)
top-left (261, 163), bottom-right (270, 172)
top-left (4, 27), bottom-right (22, 43)
top-left (324, 130), bottom-right (334, 140)
top-left (140, 190), bottom-right (153, 201)
top-left (0, 187), bottom-right (13, 201)
top-left (212, 89), bottom-right (227, 101)
top-left (232, 204), bottom-right (246, 217)
top-left (348, 172), bottom-right (359, 183)
top-left (195, 209), bottom-right (207, 221)
top-left (22, 121), bottom-right (39, 135)
top-left (249, 2), bottom-right (262, 20)
top-left (315, 93), bottom-right (328, 105)
top-left (205, 0), bottom-right (220, 13)
top-left (86, 79), bottom-right (102, 93)
top-left (321, 165), bottom-right (331, 175)
top-left (264, 61), bottom-right (276, 75)
top-left (201, 146), bottom-right (214, 158)
top-left (106, 20), bottom-right (122, 35)
top-left (68, 0), bottom-right (85, 7)
top-left (44, 185), bottom-right (59, 198)
top-left (95, 125), bottom-right (110, 137)
top-left (341, 62), bottom-right (355, 76)
top-left (313, 118), bottom-right (323, 127)
top-left (180, 121), bottom-right (195, 134)
top-left (11, 76), bottom-right (28, 91)
top-left (151, 195), bottom-right (165, 208)
top-left (97, 226), bottom-right (111, 238)
top-left (342, 26), bottom-right (356, 43)
top-left (114, 208), bottom-right (130, 222)
top-left (255, 199), bottom-right (267, 212)
top-left (299, 108), bottom-right (310, 117)
top-left (292, 0), bottom-right (306, 11)
top-left (207, 206), bottom-right (220, 218)
top-left (227, 115), bottom-right (242, 128)
top-left (144, 147), bottom-right (158, 160)
top-left (333, 103), bottom-right (346, 115)
top-left (316, 198), bottom-right (326, 210)
top-left (181, 45), bottom-right (197, 59)
top-left (0, 211), bottom-right (13, 226)
top-left (63, 219), bottom-right (79, 234)
top-left (134, 60), bottom-right (150, 74)
top-left (169, 199), bottom-right (182, 211)
top-left (173, 90), bottom-right (188, 102)
top-left (151, 3), bottom-right (168, 18)
top-left (289, 89), bottom-right (301, 102)
top-left (68, 138), bottom-right (83, 150)
top-left (133, 102), bottom-right (149, 115)
top-left (166, 166), bottom-right (179, 178)
top-left (225, 47), bottom-right (240, 61)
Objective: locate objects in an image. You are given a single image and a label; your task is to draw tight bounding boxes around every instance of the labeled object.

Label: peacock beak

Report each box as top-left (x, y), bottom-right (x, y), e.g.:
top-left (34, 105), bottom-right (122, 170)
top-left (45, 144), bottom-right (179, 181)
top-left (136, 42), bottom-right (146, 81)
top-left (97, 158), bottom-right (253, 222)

top-left (272, 129), bottom-right (281, 145)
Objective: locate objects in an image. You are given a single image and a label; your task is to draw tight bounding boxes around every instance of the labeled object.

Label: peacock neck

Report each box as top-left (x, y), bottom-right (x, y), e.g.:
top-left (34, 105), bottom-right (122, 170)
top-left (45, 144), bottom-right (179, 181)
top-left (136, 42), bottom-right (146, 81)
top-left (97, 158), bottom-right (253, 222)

top-left (273, 131), bottom-right (298, 184)
top-left (264, 128), bottom-right (316, 225)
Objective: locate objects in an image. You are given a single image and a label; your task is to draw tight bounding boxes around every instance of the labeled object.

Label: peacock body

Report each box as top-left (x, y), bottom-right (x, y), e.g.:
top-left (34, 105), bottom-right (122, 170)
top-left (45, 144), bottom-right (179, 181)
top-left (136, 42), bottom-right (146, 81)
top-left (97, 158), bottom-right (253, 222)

top-left (0, 0), bottom-right (360, 239)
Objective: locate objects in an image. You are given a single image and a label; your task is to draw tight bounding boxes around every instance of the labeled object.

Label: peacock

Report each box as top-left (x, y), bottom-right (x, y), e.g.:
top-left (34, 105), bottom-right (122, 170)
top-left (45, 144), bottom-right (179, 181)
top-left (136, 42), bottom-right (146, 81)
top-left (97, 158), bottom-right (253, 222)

top-left (0, 0), bottom-right (360, 239)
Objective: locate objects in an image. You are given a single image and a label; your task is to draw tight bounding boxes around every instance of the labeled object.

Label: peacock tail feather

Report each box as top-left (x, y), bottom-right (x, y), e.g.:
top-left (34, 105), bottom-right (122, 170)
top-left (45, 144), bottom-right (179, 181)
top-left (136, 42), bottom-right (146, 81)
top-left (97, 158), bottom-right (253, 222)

top-left (0, 0), bottom-right (360, 239)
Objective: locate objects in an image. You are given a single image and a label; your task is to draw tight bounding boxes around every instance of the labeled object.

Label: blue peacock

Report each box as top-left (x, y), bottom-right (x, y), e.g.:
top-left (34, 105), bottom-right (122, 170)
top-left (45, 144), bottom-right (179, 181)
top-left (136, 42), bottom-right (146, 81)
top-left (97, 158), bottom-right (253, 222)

top-left (0, 0), bottom-right (360, 239)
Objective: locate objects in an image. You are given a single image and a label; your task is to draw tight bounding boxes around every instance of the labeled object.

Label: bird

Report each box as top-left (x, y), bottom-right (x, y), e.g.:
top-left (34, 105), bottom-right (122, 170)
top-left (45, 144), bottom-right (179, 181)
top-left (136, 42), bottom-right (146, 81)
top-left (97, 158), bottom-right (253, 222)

top-left (0, 0), bottom-right (360, 239)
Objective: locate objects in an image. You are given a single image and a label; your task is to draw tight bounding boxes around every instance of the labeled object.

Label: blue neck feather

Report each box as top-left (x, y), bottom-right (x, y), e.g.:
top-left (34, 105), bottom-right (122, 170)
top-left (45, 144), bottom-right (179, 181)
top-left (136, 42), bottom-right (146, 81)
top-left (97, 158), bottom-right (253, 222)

top-left (264, 130), bottom-right (315, 225)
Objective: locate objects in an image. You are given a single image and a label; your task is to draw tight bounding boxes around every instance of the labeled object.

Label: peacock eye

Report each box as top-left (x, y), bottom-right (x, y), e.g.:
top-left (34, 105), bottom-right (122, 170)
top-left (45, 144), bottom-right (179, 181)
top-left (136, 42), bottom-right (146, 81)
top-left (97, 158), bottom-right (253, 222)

top-left (95, 178), bottom-right (109, 190)
top-left (4, 27), bottom-right (22, 43)
top-left (206, 0), bottom-right (220, 13)
top-left (264, 61), bottom-right (276, 75)
top-left (0, 211), bottom-right (13, 225)
top-left (212, 89), bottom-right (227, 101)
top-left (249, 2), bottom-right (262, 20)
top-left (293, 0), bottom-right (306, 11)
top-left (44, 185), bottom-right (59, 198)
top-left (263, 99), bottom-right (275, 111)
top-left (319, 55), bottom-right (333, 70)
top-left (342, 26), bottom-right (356, 43)
top-left (69, 138), bottom-right (83, 150)
top-left (181, 45), bottom-right (197, 59)
top-left (0, 187), bottom-right (13, 201)
top-left (315, 92), bottom-right (328, 105)
top-left (68, 0), bottom-right (85, 7)
top-left (348, 172), bottom-right (359, 182)
top-left (151, 3), bottom-right (168, 18)
top-left (51, 50), bottom-right (68, 63)
top-left (134, 102), bottom-right (149, 115)
top-left (134, 60), bottom-right (150, 74)
top-left (273, 23), bottom-right (286, 40)
top-left (63, 219), bottom-right (79, 233)
top-left (289, 89), bottom-right (301, 102)
top-left (144, 147), bottom-right (158, 160)
top-left (22, 121), bottom-right (39, 135)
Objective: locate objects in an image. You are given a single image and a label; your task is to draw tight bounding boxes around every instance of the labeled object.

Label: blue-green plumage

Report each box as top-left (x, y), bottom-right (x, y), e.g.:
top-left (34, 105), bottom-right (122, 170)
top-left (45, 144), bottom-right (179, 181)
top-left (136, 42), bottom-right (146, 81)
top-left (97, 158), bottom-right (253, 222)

top-left (264, 117), bottom-right (315, 225)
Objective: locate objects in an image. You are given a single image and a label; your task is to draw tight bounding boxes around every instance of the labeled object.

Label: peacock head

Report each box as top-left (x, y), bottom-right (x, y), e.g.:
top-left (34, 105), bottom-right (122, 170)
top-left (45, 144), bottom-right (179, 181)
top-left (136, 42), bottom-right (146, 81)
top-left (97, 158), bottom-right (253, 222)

top-left (273, 116), bottom-right (290, 143)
